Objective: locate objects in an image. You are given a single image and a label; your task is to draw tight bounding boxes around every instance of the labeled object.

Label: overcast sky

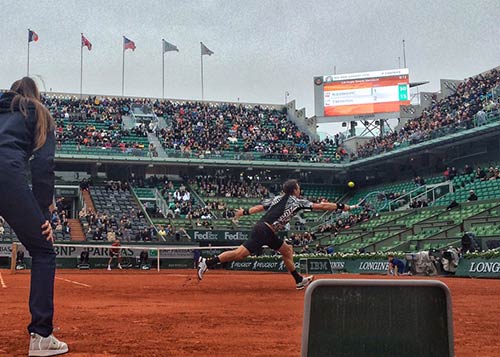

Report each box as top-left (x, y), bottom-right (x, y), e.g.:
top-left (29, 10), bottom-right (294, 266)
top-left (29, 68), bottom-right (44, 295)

top-left (1, 0), bottom-right (499, 125)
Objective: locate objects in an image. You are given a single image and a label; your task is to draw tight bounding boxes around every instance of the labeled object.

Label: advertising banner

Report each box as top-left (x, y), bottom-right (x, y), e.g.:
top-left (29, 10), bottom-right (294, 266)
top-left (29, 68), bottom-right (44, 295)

top-left (227, 257), bottom-right (390, 274)
top-left (456, 258), bottom-right (500, 277)
top-left (189, 230), bottom-right (250, 242)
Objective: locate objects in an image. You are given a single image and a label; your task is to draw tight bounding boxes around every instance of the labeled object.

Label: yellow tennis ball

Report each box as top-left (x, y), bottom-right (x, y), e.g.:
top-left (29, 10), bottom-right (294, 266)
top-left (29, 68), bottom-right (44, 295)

top-left (348, 181), bottom-right (355, 188)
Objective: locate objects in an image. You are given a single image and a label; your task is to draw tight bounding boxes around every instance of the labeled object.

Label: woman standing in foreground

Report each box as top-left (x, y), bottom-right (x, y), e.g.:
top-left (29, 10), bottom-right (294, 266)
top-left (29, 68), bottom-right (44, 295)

top-left (0, 77), bottom-right (68, 356)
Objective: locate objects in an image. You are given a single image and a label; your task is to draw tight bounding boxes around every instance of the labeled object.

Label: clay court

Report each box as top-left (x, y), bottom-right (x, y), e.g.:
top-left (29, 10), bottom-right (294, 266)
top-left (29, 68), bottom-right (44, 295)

top-left (1, 270), bottom-right (499, 356)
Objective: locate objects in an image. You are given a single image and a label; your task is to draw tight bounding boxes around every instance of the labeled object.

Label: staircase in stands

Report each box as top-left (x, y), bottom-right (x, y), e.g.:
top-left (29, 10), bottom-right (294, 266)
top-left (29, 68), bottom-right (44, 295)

top-left (82, 190), bottom-right (96, 212)
top-left (68, 219), bottom-right (85, 242)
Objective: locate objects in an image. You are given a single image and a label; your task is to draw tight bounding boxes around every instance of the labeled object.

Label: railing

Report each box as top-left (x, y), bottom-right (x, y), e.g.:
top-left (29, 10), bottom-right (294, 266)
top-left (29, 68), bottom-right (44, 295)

top-left (158, 148), bottom-right (342, 163)
top-left (153, 189), bottom-right (169, 220)
top-left (387, 186), bottom-right (426, 211)
top-left (355, 111), bottom-right (500, 160)
top-left (413, 181), bottom-right (454, 206)
top-left (388, 181), bottom-right (453, 211)
top-left (55, 113), bottom-right (500, 165)
top-left (129, 185), bottom-right (162, 241)
top-left (57, 144), bottom-right (343, 163)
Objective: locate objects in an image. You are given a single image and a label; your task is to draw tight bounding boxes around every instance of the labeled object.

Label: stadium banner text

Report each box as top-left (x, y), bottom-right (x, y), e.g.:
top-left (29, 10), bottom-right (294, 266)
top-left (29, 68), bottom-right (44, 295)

top-left (226, 257), bottom-right (391, 274)
top-left (455, 258), bottom-right (500, 277)
top-left (0, 243), bottom-right (193, 259)
top-left (188, 230), bottom-right (286, 242)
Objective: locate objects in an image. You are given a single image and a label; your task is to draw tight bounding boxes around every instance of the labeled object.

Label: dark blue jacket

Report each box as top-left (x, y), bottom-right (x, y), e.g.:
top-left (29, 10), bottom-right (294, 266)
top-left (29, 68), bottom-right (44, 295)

top-left (391, 258), bottom-right (405, 273)
top-left (0, 91), bottom-right (55, 218)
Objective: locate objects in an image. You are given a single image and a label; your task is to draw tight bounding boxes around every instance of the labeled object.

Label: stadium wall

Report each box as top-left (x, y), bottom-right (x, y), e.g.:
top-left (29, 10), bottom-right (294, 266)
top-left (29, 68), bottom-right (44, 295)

top-left (285, 100), bottom-right (320, 140)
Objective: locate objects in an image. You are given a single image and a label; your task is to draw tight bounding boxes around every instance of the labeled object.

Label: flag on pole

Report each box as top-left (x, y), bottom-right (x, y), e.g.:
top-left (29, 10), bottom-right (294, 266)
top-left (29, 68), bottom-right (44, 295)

top-left (162, 39), bottom-right (179, 53)
top-left (81, 34), bottom-right (92, 50)
top-left (201, 42), bottom-right (213, 56)
top-left (123, 36), bottom-right (136, 51)
top-left (28, 29), bottom-right (38, 43)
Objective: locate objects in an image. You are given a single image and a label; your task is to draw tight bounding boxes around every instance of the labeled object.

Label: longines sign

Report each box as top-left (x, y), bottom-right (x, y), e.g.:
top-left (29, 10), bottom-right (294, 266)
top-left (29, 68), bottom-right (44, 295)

top-left (456, 258), bottom-right (500, 277)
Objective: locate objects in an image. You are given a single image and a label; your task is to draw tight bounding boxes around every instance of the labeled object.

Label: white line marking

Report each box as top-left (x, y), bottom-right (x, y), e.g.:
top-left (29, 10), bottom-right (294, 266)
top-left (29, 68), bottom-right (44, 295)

top-left (0, 272), bottom-right (6, 288)
top-left (55, 277), bottom-right (91, 288)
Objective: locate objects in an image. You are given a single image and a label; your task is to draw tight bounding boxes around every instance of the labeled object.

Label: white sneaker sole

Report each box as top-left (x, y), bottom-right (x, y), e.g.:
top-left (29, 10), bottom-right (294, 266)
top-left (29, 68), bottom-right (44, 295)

top-left (197, 258), bottom-right (207, 280)
top-left (29, 346), bottom-right (69, 356)
top-left (197, 267), bottom-right (207, 280)
top-left (296, 276), bottom-right (314, 290)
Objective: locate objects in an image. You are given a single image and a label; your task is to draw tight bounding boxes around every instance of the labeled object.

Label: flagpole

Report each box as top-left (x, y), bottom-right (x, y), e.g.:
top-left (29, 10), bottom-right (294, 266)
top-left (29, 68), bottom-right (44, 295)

top-left (80, 35), bottom-right (83, 98)
top-left (162, 42), bottom-right (165, 99)
top-left (403, 39), bottom-right (407, 68)
top-left (122, 46), bottom-right (125, 97)
top-left (27, 30), bottom-right (30, 77)
top-left (201, 52), bottom-right (204, 101)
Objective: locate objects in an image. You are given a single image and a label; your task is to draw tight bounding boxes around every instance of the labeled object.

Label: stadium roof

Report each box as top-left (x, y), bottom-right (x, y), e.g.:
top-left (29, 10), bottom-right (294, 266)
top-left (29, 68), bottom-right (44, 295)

top-left (410, 81), bottom-right (430, 88)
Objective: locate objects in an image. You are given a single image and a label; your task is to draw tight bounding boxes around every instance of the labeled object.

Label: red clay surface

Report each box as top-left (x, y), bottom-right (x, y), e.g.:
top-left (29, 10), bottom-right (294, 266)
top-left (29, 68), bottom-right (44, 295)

top-left (1, 269), bottom-right (499, 356)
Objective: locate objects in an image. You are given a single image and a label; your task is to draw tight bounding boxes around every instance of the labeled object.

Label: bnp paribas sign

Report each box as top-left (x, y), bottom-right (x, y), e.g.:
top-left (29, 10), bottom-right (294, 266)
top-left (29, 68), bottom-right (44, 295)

top-left (456, 258), bottom-right (500, 277)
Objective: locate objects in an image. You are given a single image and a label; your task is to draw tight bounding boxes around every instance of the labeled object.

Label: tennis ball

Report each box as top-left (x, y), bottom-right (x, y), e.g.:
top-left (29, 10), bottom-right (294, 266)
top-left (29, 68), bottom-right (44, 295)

top-left (348, 181), bottom-right (355, 188)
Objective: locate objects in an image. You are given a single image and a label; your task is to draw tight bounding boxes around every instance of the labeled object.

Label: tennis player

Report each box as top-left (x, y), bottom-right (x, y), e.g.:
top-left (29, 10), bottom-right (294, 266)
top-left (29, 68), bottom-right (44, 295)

top-left (197, 179), bottom-right (358, 289)
top-left (107, 239), bottom-right (123, 270)
top-left (0, 78), bottom-right (68, 355)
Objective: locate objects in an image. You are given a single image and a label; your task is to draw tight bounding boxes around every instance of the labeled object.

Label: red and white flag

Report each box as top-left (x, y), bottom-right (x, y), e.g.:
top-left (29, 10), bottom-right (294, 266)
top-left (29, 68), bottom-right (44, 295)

top-left (81, 34), bottom-right (92, 50)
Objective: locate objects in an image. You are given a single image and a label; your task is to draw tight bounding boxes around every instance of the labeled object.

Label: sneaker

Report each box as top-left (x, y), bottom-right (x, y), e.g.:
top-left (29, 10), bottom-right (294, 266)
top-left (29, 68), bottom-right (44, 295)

top-left (29, 332), bottom-right (68, 356)
top-left (296, 275), bottom-right (314, 290)
top-left (118, 264), bottom-right (123, 270)
top-left (107, 266), bottom-right (111, 271)
top-left (197, 257), bottom-right (207, 280)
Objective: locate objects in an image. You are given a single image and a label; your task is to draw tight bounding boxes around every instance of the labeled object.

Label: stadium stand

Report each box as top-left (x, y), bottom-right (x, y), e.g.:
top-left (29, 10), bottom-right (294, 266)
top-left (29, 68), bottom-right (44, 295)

top-left (154, 102), bottom-right (346, 162)
top-left (1, 65), bottom-right (499, 263)
top-left (0, 196), bottom-right (72, 242)
top-left (314, 197), bottom-right (500, 254)
top-left (81, 182), bottom-right (152, 241)
top-left (433, 171), bottom-right (500, 205)
top-left (356, 69), bottom-right (500, 159)
top-left (129, 176), bottom-right (214, 237)
top-left (43, 95), bottom-right (162, 157)
top-left (42, 94), bottom-right (348, 163)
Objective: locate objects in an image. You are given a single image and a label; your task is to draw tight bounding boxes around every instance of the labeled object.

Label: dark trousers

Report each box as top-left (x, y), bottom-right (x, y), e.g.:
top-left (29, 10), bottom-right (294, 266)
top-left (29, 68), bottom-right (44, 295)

top-left (0, 171), bottom-right (55, 337)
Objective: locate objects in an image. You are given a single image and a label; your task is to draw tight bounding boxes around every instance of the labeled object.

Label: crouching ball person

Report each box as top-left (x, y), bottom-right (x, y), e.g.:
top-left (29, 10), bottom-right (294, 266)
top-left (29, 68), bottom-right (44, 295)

top-left (0, 78), bottom-right (68, 355)
top-left (197, 179), bottom-right (358, 290)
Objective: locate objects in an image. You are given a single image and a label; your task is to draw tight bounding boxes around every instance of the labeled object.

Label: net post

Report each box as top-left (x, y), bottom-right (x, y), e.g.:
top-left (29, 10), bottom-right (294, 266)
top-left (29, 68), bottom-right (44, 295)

top-left (10, 242), bottom-right (18, 274)
top-left (157, 248), bottom-right (160, 272)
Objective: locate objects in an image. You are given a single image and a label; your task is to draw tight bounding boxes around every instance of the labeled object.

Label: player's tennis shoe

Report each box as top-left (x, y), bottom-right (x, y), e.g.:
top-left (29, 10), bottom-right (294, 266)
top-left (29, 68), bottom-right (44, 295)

top-left (197, 257), bottom-right (207, 280)
top-left (29, 332), bottom-right (68, 356)
top-left (296, 275), bottom-right (314, 290)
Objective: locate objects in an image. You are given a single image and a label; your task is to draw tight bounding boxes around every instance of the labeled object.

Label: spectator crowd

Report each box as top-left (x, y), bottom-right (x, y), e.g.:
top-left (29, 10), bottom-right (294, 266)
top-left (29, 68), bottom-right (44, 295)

top-left (153, 101), bottom-right (346, 162)
top-left (356, 69), bottom-right (500, 159)
top-left (191, 175), bottom-right (270, 199)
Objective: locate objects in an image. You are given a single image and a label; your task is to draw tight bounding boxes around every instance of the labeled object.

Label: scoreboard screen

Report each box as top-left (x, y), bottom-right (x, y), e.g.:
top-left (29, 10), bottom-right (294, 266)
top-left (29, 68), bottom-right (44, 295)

top-left (314, 69), bottom-right (410, 120)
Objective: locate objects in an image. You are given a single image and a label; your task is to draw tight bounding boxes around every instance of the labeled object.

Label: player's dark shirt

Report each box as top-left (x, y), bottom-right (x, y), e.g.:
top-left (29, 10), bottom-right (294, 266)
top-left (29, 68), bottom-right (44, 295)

top-left (259, 194), bottom-right (313, 231)
top-left (391, 258), bottom-right (405, 273)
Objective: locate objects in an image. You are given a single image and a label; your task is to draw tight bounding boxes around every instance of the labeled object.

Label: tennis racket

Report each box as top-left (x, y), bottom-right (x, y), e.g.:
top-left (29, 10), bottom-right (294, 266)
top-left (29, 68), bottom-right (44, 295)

top-left (357, 191), bottom-right (388, 214)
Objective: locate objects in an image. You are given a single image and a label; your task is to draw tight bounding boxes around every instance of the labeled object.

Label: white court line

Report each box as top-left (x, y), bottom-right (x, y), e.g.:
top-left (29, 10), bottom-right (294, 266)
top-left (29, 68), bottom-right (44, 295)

top-left (55, 277), bottom-right (91, 288)
top-left (0, 271), bottom-right (7, 288)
